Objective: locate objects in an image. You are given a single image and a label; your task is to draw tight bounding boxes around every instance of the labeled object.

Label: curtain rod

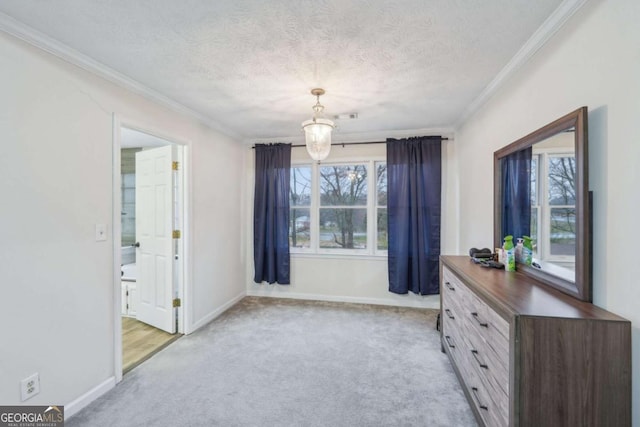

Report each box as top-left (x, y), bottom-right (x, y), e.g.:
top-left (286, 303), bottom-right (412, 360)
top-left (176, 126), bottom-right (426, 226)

top-left (251, 137), bottom-right (451, 149)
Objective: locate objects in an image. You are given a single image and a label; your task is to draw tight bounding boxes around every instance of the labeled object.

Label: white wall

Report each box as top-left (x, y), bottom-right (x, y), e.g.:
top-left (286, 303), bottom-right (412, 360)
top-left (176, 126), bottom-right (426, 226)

top-left (246, 140), bottom-right (456, 309)
top-left (0, 31), bottom-right (245, 408)
top-left (451, 0), bottom-right (640, 424)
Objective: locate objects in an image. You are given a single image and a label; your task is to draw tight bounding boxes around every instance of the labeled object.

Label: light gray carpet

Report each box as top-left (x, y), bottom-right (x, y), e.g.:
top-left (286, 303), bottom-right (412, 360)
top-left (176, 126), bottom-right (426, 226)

top-left (68, 297), bottom-right (476, 427)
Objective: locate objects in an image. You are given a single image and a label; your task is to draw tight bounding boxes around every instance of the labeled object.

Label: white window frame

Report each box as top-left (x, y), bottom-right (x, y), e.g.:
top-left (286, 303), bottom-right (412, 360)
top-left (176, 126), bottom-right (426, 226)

top-left (290, 157), bottom-right (387, 257)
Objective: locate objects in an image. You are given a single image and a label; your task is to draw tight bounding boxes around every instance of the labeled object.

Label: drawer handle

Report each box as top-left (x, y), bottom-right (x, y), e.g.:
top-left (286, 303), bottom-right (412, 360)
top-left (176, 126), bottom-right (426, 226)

top-left (471, 387), bottom-right (489, 411)
top-left (445, 309), bottom-right (455, 320)
top-left (471, 312), bottom-right (488, 327)
top-left (471, 349), bottom-right (488, 369)
top-left (445, 281), bottom-right (455, 291)
top-left (445, 335), bottom-right (455, 348)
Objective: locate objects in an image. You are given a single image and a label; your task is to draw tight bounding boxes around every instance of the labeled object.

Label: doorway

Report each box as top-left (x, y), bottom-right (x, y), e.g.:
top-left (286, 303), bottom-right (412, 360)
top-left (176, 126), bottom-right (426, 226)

top-left (113, 120), bottom-right (190, 380)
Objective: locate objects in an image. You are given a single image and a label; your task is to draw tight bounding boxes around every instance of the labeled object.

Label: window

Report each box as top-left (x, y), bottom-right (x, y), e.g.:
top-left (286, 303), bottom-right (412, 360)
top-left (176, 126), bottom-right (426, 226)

top-left (121, 172), bottom-right (136, 246)
top-left (548, 155), bottom-right (576, 258)
top-left (319, 164), bottom-right (368, 249)
top-left (121, 147), bottom-right (142, 247)
top-left (289, 160), bottom-right (387, 255)
top-left (290, 166), bottom-right (312, 249)
top-left (530, 155), bottom-right (539, 255)
top-left (376, 162), bottom-right (388, 250)
top-left (530, 151), bottom-right (576, 264)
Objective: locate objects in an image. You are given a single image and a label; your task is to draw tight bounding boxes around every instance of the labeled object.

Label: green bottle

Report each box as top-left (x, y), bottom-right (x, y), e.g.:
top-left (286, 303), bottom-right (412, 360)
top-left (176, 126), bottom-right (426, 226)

top-left (503, 235), bottom-right (516, 272)
top-left (522, 235), bottom-right (533, 266)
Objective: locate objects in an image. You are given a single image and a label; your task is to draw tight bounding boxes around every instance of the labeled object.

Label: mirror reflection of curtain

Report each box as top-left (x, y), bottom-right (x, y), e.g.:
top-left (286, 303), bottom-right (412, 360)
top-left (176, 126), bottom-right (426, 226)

top-left (501, 147), bottom-right (532, 241)
top-left (253, 143), bottom-right (291, 284)
top-left (386, 136), bottom-right (441, 295)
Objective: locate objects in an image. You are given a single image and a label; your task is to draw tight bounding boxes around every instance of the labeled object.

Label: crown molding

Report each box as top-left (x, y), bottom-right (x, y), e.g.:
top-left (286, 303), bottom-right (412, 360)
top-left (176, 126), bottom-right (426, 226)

top-left (455, 0), bottom-right (589, 129)
top-left (0, 12), bottom-right (241, 140)
top-left (244, 127), bottom-right (455, 146)
top-left (0, 0), bottom-right (586, 143)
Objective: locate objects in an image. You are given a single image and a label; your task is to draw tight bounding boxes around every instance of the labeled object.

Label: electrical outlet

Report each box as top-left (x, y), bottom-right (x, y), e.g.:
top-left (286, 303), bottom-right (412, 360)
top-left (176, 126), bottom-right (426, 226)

top-left (20, 373), bottom-right (40, 401)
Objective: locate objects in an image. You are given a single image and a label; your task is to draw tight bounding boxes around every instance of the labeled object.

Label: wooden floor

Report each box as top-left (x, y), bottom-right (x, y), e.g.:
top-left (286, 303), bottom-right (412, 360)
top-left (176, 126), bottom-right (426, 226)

top-left (122, 317), bottom-right (181, 374)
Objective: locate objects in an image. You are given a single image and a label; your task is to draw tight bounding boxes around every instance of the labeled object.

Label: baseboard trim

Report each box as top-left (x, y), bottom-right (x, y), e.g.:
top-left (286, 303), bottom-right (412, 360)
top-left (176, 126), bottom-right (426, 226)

top-left (188, 291), bottom-right (246, 333)
top-left (246, 289), bottom-right (440, 309)
top-left (65, 377), bottom-right (116, 419)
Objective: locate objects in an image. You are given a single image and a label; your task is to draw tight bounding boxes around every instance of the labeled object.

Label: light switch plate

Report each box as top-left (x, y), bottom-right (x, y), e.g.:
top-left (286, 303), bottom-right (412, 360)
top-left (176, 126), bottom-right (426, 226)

top-left (95, 224), bottom-right (107, 241)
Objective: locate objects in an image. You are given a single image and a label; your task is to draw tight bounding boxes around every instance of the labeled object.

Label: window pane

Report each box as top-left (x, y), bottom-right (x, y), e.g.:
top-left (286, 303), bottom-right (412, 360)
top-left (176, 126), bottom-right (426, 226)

top-left (123, 188), bottom-right (135, 204)
top-left (290, 166), bottom-right (312, 206)
top-left (122, 173), bottom-right (135, 188)
top-left (377, 162), bottom-right (387, 205)
top-left (319, 208), bottom-right (367, 249)
top-left (122, 201), bottom-right (136, 246)
top-left (548, 156), bottom-right (575, 206)
top-left (530, 207), bottom-right (538, 255)
top-left (121, 172), bottom-right (136, 246)
top-left (530, 155), bottom-right (538, 205)
top-left (550, 208), bottom-right (575, 256)
top-left (289, 208), bottom-right (310, 248)
top-left (377, 208), bottom-right (388, 250)
top-left (319, 165), bottom-right (367, 206)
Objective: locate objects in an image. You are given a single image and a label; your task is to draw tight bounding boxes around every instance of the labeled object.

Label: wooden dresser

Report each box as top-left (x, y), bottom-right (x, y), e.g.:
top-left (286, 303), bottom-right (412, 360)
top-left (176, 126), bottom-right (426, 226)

top-left (440, 256), bottom-right (631, 427)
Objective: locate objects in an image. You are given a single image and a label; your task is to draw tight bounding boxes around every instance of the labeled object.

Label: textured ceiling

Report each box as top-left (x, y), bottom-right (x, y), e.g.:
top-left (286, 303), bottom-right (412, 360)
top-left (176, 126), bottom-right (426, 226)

top-left (0, 0), bottom-right (563, 141)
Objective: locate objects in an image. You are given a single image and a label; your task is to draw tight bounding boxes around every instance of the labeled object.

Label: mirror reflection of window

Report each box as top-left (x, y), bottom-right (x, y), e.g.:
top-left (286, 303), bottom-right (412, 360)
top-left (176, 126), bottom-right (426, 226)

top-left (548, 155), bottom-right (576, 259)
top-left (530, 148), bottom-right (576, 269)
top-left (530, 155), bottom-right (539, 256)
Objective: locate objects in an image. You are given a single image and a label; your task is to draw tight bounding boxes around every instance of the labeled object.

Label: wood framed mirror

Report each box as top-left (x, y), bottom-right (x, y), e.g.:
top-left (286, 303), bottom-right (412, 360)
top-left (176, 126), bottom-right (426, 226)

top-left (494, 107), bottom-right (591, 301)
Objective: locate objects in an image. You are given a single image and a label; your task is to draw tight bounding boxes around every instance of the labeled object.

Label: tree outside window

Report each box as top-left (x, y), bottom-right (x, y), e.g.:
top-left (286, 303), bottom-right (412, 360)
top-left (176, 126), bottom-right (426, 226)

top-left (289, 160), bottom-right (387, 254)
top-left (319, 164), bottom-right (368, 249)
top-left (548, 155), bottom-right (576, 256)
top-left (530, 151), bottom-right (576, 261)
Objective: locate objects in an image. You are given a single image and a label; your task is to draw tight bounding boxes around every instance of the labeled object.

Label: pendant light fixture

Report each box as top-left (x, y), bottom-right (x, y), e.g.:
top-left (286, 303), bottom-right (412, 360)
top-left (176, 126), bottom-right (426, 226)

top-left (301, 88), bottom-right (335, 161)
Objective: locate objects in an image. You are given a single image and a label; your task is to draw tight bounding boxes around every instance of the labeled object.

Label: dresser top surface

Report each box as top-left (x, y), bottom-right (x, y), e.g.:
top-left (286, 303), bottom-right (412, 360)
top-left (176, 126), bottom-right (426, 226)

top-left (441, 256), bottom-right (627, 322)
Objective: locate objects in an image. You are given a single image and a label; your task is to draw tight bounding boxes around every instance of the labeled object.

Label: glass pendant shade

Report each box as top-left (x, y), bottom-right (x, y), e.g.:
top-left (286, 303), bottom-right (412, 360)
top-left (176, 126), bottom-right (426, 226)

top-left (301, 88), bottom-right (335, 161)
top-left (302, 118), bottom-right (334, 161)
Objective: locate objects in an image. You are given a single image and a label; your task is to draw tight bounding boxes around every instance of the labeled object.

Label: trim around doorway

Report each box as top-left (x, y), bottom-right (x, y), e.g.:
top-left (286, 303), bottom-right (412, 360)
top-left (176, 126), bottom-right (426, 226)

top-left (112, 114), bottom-right (193, 383)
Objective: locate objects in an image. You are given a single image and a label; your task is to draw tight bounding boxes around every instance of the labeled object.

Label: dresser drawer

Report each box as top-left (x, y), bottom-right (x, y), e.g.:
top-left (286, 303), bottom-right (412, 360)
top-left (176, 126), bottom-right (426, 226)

top-left (441, 296), bottom-right (464, 349)
top-left (442, 264), bottom-right (510, 426)
top-left (442, 267), bottom-right (471, 302)
top-left (463, 327), bottom-right (509, 409)
top-left (453, 294), bottom-right (509, 417)
top-left (467, 291), bottom-right (509, 339)
top-left (457, 346), bottom-right (508, 427)
top-left (442, 268), bottom-right (471, 316)
top-left (442, 321), bottom-right (466, 373)
top-left (464, 292), bottom-right (510, 373)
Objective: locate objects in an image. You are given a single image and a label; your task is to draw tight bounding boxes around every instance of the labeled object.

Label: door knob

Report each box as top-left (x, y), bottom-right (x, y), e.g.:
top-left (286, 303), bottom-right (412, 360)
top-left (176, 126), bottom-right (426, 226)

top-left (134, 242), bottom-right (140, 248)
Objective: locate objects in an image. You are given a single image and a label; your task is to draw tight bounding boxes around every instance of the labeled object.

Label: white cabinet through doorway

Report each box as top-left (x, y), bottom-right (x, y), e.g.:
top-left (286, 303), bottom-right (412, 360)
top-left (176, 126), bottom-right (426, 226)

top-left (121, 281), bottom-right (137, 317)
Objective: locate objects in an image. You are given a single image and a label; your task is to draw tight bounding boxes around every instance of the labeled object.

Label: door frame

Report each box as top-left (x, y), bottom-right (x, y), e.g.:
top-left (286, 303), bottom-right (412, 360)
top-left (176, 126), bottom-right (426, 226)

top-left (112, 114), bottom-right (193, 383)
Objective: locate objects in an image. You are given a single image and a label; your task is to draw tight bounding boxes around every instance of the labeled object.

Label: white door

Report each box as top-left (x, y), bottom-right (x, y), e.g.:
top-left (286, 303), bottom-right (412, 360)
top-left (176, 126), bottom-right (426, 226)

top-left (135, 145), bottom-right (176, 333)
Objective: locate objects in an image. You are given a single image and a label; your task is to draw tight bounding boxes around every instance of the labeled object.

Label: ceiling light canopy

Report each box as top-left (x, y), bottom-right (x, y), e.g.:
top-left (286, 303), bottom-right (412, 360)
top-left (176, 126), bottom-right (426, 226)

top-left (301, 88), bottom-right (335, 161)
